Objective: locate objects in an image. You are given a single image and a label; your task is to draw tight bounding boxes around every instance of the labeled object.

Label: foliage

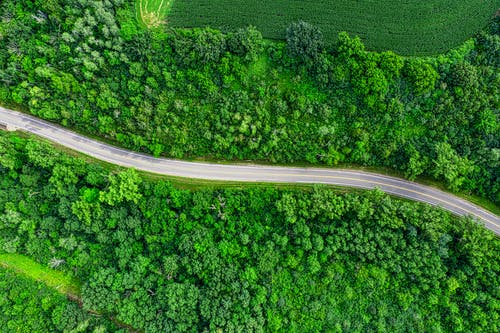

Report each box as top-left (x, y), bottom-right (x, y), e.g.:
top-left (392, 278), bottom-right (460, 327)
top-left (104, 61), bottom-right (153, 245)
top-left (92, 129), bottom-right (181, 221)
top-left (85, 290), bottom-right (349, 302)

top-left (100, 168), bottom-right (143, 205)
top-left (0, 267), bottom-right (115, 332)
top-left (432, 142), bottom-right (475, 192)
top-left (286, 21), bottom-right (324, 63)
top-left (227, 26), bottom-right (264, 63)
top-left (403, 59), bottom-right (439, 95)
top-left (0, 131), bottom-right (499, 332)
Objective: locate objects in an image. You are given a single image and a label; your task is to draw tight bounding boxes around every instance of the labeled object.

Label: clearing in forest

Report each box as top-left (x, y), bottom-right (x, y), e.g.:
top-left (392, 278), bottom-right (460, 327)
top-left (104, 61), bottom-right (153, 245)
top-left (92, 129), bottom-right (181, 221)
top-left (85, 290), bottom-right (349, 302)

top-left (167, 0), bottom-right (500, 55)
top-left (136, 0), bottom-right (172, 28)
top-left (0, 253), bottom-right (81, 299)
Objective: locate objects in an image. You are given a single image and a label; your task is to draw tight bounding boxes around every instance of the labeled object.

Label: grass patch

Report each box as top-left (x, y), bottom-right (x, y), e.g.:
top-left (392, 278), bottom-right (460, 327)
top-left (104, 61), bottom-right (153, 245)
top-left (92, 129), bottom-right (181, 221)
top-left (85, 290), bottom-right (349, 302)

top-left (168, 0), bottom-right (500, 55)
top-left (136, 0), bottom-right (172, 28)
top-left (247, 54), bottom-right (269, 78)
top-left (0, 253), bottom-right (81, 299)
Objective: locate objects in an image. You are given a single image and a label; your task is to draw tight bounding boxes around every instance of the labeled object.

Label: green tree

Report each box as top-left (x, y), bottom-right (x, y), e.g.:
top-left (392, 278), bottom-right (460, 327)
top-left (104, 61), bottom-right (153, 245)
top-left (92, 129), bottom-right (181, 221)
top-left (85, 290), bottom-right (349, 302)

top-left (404, 146), bottom-right (429, 181)
top-left (378, 50), bottom-right (404, 80)
top-left (432, 142), bottom-right (475, 191)
top-left (403, 59), bottom-right (439, 95)
top-left (193, 28), bottom-right (227, 64)
top-left (449, 61), bottom-right (479, 91)
top-left (286, 21), bottom-right (324, 63)
top-left (335, 31), bottom-right (365, 60)
top-left (227, 26), bottom-right (264, 62)
top-left (99, 169), bottom-right (142, 205)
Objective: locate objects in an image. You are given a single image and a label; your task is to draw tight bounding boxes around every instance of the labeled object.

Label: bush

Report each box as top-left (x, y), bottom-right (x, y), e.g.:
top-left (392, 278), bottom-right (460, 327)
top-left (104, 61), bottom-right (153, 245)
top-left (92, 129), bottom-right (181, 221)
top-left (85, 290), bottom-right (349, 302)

top-left (228, 26), bottom-right (264, 62)
top-left (286, 21), bottom-right (324, 63)
top-left (403, 59), bottom-right (439, 95)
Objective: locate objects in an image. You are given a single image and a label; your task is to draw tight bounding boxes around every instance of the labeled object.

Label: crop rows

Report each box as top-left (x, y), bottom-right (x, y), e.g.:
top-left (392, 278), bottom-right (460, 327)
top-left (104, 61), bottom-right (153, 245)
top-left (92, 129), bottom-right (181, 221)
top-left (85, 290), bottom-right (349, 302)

top-left (168, 0), bottom-right (499, 55)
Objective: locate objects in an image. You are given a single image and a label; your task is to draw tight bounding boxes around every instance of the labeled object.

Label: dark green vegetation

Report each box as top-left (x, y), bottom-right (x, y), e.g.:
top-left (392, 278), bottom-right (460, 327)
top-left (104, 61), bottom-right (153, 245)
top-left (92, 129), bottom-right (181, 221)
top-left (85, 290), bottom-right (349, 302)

top-left (1, 131), bottom-right (500, 332)
top-left (169, 0), bottom-right (500, 54)
top-left (0, 266), bottom-right (116, 332)
top-left (0, 0), bottom-right (499, 206)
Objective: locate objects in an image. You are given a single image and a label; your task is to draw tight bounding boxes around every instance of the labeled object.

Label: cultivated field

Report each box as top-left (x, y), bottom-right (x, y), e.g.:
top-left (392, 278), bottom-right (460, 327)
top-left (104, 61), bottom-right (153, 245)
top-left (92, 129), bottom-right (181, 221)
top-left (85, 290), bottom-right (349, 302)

top-left (168, 0), bottom-right (500, 55)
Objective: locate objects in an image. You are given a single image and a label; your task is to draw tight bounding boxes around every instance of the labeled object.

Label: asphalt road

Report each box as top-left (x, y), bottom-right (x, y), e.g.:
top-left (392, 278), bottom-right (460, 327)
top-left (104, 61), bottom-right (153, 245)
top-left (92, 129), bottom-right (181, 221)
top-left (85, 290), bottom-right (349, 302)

top-left (1, 106), bottom-right (499, 235)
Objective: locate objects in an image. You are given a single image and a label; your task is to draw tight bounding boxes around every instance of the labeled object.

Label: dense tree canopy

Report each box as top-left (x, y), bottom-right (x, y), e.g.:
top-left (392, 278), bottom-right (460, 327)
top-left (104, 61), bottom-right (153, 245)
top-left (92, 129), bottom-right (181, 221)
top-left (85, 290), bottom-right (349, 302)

top-left (0, 131), bottom-right (499, 332)
top-left (0, 267), bottom-right (116, 332)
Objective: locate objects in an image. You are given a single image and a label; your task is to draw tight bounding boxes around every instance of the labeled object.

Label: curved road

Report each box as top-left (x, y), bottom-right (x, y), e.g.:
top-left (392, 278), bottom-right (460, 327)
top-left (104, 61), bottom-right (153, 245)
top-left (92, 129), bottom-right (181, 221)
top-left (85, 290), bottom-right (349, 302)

top-left (1, 106), bottom-right (499, 235)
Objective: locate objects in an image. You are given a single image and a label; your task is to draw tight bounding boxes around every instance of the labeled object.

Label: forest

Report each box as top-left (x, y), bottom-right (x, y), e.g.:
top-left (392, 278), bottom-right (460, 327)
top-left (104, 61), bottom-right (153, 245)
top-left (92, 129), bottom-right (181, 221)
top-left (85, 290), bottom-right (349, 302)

top-left (0, 266), bottom-right (116, 332)
top-left (0, 0), bottom-right (498, 205)
top-left (0, 131), bottom-right (499, 332)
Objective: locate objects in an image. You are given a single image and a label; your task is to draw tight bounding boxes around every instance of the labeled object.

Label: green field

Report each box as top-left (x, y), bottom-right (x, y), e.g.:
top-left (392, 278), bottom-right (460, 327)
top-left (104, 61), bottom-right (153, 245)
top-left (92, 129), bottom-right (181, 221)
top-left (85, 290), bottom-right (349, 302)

top-left (136, 0), bottom-right (172, 28)
top-left (168, 0), bottom-right (500, 54)
top-left (0, 253), bottom-right (81, 299)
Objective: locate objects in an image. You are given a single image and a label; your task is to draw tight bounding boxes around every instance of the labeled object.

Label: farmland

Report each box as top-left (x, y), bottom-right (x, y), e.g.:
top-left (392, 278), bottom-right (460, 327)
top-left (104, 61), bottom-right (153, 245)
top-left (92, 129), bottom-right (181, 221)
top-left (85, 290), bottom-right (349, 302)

top-left (168, 0), bottom-right (500, 54)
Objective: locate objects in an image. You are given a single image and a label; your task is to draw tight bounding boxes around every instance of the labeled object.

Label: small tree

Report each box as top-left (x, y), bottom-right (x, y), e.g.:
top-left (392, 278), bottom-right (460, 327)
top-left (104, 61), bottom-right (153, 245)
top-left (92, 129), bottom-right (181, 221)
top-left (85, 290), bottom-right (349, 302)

top-left (403, 59), bottom-right (438, 95)
top-left (227, 26), bottom-right (264, 62)
top-left (432, 142), bottom-right (475, 191)
top-left (286, 21), bottom-right (323, 63)
top-left (194, 28), bottom-right (227, 64)
top-left (335, 31), bottom-right (365, 60)
top-left (99, 168), bottom-right (142, 205)
top-left (449, 61), bottom-right (479, 91)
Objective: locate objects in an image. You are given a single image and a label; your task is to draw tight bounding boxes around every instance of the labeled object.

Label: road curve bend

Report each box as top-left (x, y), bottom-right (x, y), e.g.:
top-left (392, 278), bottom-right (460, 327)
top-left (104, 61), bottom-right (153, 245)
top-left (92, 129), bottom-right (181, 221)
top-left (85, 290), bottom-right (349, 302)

top-left (1, 106), bottom-right (499, 235)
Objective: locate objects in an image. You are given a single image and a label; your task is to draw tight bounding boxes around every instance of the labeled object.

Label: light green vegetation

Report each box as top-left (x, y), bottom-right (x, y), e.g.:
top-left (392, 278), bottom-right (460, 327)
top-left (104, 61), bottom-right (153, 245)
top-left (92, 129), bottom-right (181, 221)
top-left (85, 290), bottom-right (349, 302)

top-left (0, 253), bottom-right (81, 298)
top-left (136, 0), bottom-right (172, 28)
top-left (168, 0), bottom-right (500, 54)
